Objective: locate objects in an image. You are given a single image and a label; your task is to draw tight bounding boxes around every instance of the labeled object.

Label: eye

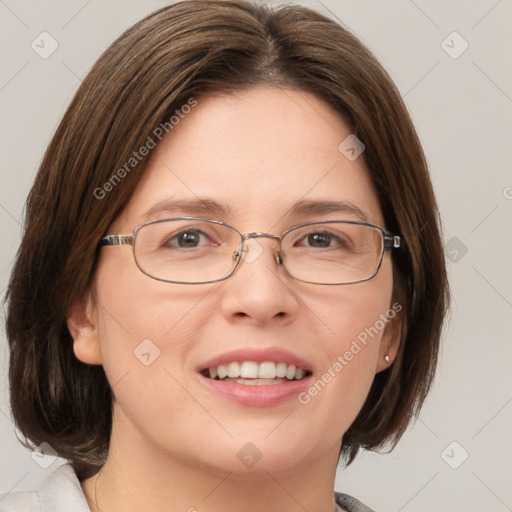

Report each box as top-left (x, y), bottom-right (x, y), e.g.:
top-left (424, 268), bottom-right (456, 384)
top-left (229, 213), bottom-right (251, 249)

top-left (165, 229), bottom-right (212, 248)
top-left (305, 232), bottom-right (333, 248)
top-left (297, 230), bottom-right (347, 249)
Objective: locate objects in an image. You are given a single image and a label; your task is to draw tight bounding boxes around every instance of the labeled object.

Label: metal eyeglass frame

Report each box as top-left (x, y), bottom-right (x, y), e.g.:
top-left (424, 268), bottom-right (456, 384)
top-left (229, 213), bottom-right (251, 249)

top-left (98, 217), bottom-right (401, 285)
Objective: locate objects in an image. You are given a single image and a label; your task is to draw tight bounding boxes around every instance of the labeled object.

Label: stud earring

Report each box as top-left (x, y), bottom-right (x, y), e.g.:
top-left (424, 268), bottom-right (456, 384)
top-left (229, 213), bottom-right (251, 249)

top-left (384, 355), bottom-right (390, 363)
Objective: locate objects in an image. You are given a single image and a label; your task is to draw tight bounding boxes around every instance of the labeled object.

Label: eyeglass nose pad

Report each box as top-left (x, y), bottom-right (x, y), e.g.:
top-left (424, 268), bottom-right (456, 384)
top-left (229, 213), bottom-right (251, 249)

top-left (238, 239), bottom-right (264, 264)
top-left (233, 244), bottom-right (243, 261)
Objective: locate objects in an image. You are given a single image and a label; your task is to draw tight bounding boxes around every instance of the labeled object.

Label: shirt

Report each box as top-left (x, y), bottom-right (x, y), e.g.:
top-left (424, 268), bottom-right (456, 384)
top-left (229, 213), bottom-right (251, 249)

top-left (0, 463), bottom-right (375, 512)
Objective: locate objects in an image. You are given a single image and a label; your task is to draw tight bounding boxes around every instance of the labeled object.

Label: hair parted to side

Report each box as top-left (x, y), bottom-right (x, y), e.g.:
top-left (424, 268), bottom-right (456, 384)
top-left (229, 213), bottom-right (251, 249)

top-left (5, 0), bottom-right (449, 470)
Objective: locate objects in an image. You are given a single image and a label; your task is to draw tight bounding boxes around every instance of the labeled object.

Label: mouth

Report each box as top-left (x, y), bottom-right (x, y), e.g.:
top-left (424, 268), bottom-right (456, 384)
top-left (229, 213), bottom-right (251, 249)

top-left (196, 348), bottom-right (314, 407)
top-left (199, 360), bottom-right (312, 385)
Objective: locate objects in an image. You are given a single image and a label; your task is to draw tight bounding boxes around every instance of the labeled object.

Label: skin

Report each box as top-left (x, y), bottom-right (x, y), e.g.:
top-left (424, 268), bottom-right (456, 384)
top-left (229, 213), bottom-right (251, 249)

top-left (69, 86), bottom-right (402, 512)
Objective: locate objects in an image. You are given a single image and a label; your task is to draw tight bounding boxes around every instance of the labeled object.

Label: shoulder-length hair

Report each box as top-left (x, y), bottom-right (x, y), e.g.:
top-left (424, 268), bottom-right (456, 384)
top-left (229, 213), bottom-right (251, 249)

top-left (5, 0), bottom-right (449, 470)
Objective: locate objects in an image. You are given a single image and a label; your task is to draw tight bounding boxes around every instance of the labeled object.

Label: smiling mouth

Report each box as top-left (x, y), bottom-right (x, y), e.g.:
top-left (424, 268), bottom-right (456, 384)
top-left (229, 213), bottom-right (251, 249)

top-left (200, 361), bottom-right (311, 385)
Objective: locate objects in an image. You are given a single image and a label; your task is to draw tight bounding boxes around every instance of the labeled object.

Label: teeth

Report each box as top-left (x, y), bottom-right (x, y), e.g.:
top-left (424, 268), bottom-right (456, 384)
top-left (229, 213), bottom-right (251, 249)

top-left (225, 378), bottom-right (287, 385)
top-left (276, 362), bottom-right (287, 378)
top-left (227, 362), bottom-right (240, 378)
top-left (259, 362), bottom-right (276, 379)
top-left (207, 361), bottom-right (308, 381)
top-left (217, 365), bottom-right (228, 379)
top-left (240, 361), bottom-right (258, 378)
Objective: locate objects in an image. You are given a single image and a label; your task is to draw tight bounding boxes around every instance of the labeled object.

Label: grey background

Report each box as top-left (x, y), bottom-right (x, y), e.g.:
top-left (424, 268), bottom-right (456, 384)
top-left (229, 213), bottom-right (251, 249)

top-left (1, 1), bottom-right (511, 511)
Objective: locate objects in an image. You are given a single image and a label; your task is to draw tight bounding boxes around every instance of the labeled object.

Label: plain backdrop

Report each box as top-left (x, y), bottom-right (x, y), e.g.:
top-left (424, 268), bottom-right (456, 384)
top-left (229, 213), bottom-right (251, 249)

top-left (1, 1), bottom-right (511, 511)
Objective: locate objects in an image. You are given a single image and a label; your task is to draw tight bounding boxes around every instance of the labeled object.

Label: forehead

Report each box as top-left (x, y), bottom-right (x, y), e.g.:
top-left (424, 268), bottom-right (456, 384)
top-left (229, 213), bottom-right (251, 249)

top-left (117, 86), bottom-right (384, 230)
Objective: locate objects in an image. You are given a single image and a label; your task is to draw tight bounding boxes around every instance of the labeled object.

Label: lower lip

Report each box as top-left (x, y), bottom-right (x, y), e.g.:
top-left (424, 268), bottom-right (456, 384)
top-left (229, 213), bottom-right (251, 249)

top-left (197, 373), bottom-right (313, 407)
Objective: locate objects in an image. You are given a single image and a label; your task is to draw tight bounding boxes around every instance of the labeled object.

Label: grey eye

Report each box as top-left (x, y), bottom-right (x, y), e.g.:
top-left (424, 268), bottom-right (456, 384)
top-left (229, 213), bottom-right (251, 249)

top-left (165, 229), bottom-right (209, 248)
top-left (306, 232), bottom-right (332, 248)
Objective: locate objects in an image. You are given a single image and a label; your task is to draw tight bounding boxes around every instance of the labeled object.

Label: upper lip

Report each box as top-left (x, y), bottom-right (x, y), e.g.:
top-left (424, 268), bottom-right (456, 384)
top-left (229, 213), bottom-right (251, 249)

top-left (197, 347), bottom-right (313, 373)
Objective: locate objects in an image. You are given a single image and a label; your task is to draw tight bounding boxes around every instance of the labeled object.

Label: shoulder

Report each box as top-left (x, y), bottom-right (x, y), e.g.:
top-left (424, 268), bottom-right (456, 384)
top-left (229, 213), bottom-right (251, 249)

top-left (0, 463), bottom-right (91, 512)
top-left (335, 491), bottom-right (376, 512)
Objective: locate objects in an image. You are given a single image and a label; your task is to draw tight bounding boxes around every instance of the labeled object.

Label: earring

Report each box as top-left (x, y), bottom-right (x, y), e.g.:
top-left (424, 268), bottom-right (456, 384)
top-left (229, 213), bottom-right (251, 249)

top-left (384, 355), bottom-right (390, 363)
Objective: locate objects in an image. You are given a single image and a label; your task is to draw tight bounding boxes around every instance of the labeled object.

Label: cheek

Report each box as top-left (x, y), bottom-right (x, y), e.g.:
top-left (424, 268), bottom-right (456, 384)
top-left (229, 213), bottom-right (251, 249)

top-left (298, 258), bottom-right (394, 429)
top-left (90, 254), bottom-right (216, 397)
top-left (93, 249), bottom-right (216, 341)
top-left (312, 254), bottom-right (393, 350)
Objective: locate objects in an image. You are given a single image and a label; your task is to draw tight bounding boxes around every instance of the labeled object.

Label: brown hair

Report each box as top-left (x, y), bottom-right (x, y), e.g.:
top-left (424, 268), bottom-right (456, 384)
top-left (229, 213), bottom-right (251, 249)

top-left (5, 0), bottom-right (449, 469)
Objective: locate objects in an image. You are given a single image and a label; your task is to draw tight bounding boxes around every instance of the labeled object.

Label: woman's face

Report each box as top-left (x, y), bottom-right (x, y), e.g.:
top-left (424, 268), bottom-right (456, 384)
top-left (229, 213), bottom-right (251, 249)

top-left (74, 86), bottom-right (400, 476)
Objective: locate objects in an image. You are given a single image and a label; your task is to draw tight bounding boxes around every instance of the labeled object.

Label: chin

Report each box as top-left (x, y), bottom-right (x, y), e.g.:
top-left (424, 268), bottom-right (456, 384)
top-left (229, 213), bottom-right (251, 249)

top-left (182, 434), bottom-right (321, 478)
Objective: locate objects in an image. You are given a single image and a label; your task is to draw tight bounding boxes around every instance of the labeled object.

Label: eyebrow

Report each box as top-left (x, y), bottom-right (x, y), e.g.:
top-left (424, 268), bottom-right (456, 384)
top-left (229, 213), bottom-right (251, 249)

top-left (141, 197), bottom-right (369, 223)
top-left (141, 197), bottom-right (231, 222)
top-left (287, 199), bottom-right (370, 223)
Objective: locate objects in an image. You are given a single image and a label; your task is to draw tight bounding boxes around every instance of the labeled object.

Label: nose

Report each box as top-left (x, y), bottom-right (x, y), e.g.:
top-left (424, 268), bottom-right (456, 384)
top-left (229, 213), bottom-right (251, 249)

top-left (219, 237), bottom-right (299, 326)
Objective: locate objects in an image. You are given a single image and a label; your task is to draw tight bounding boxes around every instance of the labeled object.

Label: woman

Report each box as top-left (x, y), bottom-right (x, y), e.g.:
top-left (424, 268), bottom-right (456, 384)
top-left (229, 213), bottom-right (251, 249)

top-left (3, 1), bottom-right (449, 511)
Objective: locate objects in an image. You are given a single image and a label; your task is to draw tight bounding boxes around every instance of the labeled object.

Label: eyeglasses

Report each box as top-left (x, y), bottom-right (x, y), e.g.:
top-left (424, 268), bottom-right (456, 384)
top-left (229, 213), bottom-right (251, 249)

top-left (99, 217), bottom-right (401, 285)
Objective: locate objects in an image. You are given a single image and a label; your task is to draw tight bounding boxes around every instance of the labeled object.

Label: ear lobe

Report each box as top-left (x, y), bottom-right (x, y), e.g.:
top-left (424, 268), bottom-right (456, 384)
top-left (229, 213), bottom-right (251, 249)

top-left (375, 306), bottom-right (405, 373)
top-left (67, 294), bottom-right (103, 365)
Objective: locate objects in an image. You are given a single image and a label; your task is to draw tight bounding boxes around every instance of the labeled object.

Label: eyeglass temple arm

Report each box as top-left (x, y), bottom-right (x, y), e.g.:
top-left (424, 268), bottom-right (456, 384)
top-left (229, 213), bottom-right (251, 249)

top-left (384, 234), bottom-right (401, 250)
top-left (99, 234), bottom-right (135, 247)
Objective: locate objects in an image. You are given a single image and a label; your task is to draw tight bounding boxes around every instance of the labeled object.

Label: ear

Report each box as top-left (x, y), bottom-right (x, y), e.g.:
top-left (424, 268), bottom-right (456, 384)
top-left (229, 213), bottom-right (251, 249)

top-left (375, 303), bottom-right (405, 373)
top-left (67, 293), bottom-right (103, 365)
